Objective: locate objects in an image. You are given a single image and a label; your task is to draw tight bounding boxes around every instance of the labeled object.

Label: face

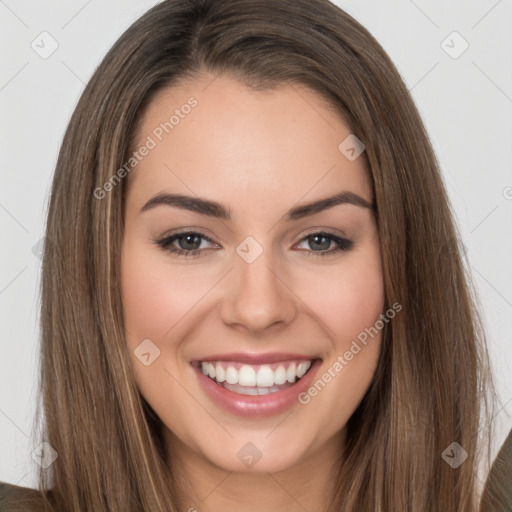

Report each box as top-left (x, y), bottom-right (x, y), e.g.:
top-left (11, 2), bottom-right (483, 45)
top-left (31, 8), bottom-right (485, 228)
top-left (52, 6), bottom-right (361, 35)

top-left (121, 74), bottom-right (384, 475)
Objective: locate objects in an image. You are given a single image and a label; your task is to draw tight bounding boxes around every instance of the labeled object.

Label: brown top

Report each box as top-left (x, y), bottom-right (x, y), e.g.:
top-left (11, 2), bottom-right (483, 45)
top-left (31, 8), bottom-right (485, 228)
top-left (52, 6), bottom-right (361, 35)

top-left (0, 481), bottom-right (50, 511)
top-left (479, 428), bottom-right (512, 512)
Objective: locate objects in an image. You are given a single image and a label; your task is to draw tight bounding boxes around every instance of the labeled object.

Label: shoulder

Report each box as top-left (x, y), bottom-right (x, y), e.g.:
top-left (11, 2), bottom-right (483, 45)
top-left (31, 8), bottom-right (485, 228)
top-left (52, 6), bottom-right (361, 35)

top-left (0, 481), bottom-right (49, 511)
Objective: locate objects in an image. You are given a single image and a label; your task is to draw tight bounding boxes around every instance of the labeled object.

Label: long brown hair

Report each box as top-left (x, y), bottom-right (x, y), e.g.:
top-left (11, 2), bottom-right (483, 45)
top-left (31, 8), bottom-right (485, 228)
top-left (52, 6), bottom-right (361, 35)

top-left (10, 0), bottom-right (498, 509)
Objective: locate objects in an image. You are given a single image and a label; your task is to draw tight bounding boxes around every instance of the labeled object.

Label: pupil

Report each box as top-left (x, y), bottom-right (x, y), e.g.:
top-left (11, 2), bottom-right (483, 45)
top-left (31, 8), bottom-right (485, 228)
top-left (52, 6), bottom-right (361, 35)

top-left (309, 234), bottom-right (330, 251)
top-left (181, 234), bottom-right (200, 250)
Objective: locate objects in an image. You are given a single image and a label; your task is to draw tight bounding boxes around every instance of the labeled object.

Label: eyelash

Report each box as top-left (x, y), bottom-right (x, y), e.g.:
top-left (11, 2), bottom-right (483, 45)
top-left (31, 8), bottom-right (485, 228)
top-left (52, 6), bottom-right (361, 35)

top-left (154, 230), bottom-right (353, 259)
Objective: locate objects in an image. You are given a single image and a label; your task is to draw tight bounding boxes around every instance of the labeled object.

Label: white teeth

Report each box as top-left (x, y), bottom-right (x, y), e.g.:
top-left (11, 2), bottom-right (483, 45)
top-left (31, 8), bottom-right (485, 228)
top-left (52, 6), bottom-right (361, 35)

top-left (225, 366), bottom-right (238, 385)
top-left (274, 365), bottom-right (287, 385)
top-left (222, 382), bottom-right (287, 396)
top-left (286, 363), bottom-right (296, 383)
top-left (238, 365), bottom-right (256, 386)
top-left (256, 365), bottom-right (275, 387)
top-left (215, 363), bottom-right (225, 382)
top-left (296, 361), bottom-right (311, 378)
top-left (199, 360), bottom-right (313, 388)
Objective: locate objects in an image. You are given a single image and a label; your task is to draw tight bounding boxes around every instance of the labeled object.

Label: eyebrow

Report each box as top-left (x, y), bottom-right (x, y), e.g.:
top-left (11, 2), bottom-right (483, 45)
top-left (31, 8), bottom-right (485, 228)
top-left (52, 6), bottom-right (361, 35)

top-left (140, 191), bottom-right (375, 221)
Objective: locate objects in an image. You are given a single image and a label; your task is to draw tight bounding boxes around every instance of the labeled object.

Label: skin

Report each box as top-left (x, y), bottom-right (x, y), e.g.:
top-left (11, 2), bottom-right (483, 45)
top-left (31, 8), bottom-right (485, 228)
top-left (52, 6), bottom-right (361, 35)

top-left (121, 74), bottom-right (384, 512)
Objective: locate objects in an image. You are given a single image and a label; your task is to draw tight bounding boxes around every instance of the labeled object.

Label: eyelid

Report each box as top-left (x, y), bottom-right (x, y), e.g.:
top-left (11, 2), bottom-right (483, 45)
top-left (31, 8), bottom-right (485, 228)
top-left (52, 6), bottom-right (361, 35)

top-left (157, 226), bottom-right (221, 243)
top-left (296, 226), bottom-right (349, 239)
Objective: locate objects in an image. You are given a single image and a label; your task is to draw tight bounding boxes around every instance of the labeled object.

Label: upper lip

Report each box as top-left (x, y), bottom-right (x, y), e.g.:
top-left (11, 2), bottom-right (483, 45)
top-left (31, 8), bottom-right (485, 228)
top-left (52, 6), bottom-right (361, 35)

top-left (192, 352), bottom-right (319, 365)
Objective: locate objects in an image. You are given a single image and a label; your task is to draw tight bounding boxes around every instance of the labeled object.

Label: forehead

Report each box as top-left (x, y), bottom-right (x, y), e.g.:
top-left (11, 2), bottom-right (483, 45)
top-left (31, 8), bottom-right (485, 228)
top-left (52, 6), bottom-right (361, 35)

top-left (125, 75), bottom-right (372, 217)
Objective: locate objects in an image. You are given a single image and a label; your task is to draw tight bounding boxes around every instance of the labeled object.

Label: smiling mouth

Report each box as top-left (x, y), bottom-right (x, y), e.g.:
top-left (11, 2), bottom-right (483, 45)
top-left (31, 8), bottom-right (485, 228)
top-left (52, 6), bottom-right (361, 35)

top-left (196, 359), bottom-right (315, 396)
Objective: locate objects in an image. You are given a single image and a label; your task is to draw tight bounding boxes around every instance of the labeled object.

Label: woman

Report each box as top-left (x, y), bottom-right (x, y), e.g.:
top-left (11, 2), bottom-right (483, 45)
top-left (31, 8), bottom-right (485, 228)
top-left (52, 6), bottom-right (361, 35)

top-left (0, 0), bottom-right (503, 510)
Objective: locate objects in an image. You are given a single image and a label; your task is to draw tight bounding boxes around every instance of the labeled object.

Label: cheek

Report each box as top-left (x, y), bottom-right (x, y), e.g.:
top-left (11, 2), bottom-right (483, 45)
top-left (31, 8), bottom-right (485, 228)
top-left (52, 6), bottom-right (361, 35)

top-left (294, 246), bottom-right (384, 344)
top-left (120, 241), bottom-right (205, 419)
top-left (329, 263), bottom-right (384, 341)
top-left (294, 248), bottom-right (385, 429)
top-left (121, 241), bottom-right (213, 347)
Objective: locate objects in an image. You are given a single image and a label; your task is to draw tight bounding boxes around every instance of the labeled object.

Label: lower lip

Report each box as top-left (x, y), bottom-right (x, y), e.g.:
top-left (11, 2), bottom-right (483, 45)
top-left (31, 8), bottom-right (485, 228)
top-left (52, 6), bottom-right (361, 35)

top-left (192, 359), bottom-right (322, 418)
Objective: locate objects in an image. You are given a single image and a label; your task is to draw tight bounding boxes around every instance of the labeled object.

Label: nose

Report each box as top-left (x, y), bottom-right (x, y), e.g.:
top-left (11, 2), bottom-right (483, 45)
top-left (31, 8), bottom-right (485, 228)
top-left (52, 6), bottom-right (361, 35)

top-left (220, 248), bottom-right (298, 335)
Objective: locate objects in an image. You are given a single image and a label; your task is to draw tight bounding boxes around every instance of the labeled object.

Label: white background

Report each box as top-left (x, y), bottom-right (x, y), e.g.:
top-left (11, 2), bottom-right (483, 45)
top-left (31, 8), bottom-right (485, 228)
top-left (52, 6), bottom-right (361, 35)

top-left (1, 0), bottom-right (511, 488)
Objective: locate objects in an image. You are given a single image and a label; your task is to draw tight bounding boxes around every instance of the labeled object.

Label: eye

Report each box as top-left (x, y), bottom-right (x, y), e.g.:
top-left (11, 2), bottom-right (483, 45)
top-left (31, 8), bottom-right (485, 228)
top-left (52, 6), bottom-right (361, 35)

top-left (154, 230), bottom-right (353, 259)
top-left (294, 231), bottom-right (353, 257)
top-left (155, 231), bottom-right (218, 259)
